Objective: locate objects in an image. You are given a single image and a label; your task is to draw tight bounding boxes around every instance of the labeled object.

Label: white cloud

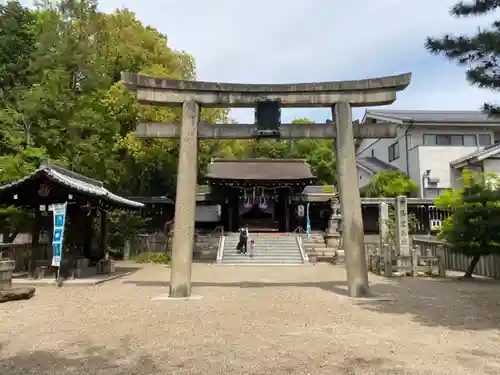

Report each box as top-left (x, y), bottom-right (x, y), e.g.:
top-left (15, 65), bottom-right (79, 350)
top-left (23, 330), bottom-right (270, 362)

top-left (87, 0), bottom-right (500, 121)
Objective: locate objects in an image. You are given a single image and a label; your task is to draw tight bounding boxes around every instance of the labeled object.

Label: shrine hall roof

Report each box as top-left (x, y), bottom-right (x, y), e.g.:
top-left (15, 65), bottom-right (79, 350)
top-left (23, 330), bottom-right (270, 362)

top-left (205, 159), bottom-right (314, 181)
top-left (0, 163), bottom-right (143, 209)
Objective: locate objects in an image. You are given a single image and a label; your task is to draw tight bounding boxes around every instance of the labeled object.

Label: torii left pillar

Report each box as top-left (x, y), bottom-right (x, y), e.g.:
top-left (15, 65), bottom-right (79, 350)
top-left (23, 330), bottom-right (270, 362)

top-left (169, 100), bottom-right (199, 298)
top-left (333, 102), bottom-right (369, 297)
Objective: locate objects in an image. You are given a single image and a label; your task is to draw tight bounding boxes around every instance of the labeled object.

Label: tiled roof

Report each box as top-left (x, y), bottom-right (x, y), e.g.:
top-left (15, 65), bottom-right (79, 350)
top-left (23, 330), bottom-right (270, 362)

top-left (0, 163), bottom-right (143, 209)
top-left (205, 158), bottom-right (314, 180)
top-left (365, 110), bottom-right (500, 124)
top-left (356, 157), bottom-right (399, 174)
top-left (450, 143), bottom-right (500, 167)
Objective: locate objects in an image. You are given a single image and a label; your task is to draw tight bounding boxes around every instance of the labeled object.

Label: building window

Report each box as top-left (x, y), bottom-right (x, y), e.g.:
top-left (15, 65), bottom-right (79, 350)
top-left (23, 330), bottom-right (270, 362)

top-left (478, 134), bottom-right (492, 146)
top-left (423, 134), bottom-right (477, 146)
top-left (464, 135), bottom-right (477, 146)
top-left (424, 188), bottom-right (447, 199)
top-left (388, 142), bottom-right (399, 162)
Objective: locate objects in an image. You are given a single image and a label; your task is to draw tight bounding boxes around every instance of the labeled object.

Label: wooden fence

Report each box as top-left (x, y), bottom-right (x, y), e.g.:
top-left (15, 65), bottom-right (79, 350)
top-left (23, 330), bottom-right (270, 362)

top-left (361, 204), bottom-right (452, 234)
top-left (412, 237), bottom-right (500, 279)
top-left (0, 243), bottom-right (51, 273)
top-left (131, 232), bottom-right (171, 257)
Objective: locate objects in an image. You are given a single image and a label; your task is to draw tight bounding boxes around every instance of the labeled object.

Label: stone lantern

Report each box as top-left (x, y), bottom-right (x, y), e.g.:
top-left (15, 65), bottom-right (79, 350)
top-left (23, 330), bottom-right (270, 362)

top-left (325, 197), bottom-right (344, 263)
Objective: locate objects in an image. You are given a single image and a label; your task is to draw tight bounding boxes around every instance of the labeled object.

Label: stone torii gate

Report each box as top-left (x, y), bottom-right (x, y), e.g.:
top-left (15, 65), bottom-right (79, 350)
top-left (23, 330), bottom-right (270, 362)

top-left (122, 72), bottom-right (411, 298)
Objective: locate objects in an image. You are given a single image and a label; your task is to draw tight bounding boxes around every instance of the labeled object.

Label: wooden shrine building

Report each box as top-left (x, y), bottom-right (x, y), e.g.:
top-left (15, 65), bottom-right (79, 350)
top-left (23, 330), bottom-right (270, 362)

top-left (201, 158), bottom-right (332, 232)
top-left (0, 162), bottom-right (143, 276)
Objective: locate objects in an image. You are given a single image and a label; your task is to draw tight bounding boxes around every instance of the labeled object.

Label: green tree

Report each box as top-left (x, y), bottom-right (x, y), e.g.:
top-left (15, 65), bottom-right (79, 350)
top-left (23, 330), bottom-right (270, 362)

top-left (426, 0), bottom-right (500, 113)
top-left (437, 169), bottom-right (500, 277)
top-left (363, 170), bottom-right (418, 197)
top-left (0, 1), bottom-right (229, 245)
top-left (0, 1), bottom-right (36, 98)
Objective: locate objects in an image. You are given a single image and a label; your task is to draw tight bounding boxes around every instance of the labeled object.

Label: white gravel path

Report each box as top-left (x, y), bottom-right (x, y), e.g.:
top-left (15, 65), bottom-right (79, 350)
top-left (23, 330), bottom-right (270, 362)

top-left (1, 262), bottom-right (499, 374)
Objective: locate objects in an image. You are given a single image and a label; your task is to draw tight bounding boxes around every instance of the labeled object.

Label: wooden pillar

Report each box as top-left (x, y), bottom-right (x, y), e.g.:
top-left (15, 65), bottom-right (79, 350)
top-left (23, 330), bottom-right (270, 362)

top-left (285, 193), bottom-right (290, 232)
top-left (28, 208), bottom-right (41, 278)
top-left (83, 210), bottom-right (94, 259)
top-left (99, 209), bottom-right (108, 258)
top-left (332, 102), bottom-right (369, 297)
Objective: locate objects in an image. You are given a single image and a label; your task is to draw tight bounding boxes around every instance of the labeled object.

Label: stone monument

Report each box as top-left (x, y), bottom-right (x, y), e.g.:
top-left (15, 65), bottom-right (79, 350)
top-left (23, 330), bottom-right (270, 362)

top-left (122, 72), bottom-right (412, 298)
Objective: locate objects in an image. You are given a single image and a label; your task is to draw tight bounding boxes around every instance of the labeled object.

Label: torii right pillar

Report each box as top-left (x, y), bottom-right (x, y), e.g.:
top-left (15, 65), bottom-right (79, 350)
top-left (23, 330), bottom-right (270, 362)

top-left (333, 103), bottom-right (369, 297)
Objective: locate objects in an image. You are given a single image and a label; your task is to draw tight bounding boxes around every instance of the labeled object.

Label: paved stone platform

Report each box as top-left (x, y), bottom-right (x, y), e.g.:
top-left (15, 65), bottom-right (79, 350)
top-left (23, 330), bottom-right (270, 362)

top-left (1, 262), bottom-right (499, 374)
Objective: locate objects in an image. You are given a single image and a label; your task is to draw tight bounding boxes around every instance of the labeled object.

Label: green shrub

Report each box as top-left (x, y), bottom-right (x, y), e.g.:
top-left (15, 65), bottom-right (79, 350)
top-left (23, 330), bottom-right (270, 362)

top-left (132, 252), bottom-right (170, 264)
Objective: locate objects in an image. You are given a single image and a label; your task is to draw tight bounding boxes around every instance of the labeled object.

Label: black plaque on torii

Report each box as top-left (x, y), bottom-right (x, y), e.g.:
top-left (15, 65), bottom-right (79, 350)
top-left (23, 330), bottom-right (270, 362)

top-left (254, 100), bottom-right (281, 138)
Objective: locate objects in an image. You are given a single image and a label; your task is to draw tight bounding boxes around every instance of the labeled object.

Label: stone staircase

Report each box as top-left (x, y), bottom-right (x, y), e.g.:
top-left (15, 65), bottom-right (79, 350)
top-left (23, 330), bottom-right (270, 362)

top-left (301, 232), bottom-right (339, 262)
top-left (221, 233), bottom-right (304, 264)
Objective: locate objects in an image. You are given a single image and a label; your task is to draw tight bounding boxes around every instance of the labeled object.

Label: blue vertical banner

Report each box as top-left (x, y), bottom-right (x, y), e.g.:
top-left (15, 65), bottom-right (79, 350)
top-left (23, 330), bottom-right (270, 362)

top-left (51, 203), bottom-right (67, 267)
top-left (306, 202), bottom-right (311, 236)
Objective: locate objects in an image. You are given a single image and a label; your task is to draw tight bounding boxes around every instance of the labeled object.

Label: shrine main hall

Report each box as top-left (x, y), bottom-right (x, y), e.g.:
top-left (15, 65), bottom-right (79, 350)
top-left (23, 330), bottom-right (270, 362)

top-left (194, 158), bottom-right (334, 233)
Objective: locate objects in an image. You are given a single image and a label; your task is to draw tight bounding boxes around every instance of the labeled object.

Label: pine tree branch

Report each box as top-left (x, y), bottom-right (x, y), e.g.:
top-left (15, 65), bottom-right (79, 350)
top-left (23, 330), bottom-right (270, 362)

top-left (451, 0), bottom-right (500, 17)
top-left (426, 22), bottom-right (500, 93)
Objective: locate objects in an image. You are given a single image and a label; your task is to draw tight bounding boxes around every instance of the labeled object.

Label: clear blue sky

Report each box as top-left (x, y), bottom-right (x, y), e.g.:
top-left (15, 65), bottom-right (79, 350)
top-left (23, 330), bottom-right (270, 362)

top-left (25, 0), bottom-right (500, 122)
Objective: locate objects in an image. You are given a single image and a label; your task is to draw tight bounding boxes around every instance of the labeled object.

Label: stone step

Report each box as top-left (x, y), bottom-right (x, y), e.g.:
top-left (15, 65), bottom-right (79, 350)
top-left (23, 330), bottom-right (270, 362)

top-left (303, 241), bottom-right (330, 245)
top-left (225, 245), bottom-right (297, 248)
top-left (222, 259), bottom-right (303, 264)
top-left (305, 245), bottom-right (337, 251)
top-left (305, 251), bottom-right (337, 256)
top-left (223, 252), bottom-right (302, 257)
top-left (224, 249), bottom-right (300, 254)
top-left (304, 242), bottom-right (328, 246)
top-left (224, 255), bottom-right (302, 260)
top-left (223, 234), bottom-right (302, 264)
top-left (223, 253), bottom-right (300, 256)
top-left (225, 239), bottom-right (296, 241)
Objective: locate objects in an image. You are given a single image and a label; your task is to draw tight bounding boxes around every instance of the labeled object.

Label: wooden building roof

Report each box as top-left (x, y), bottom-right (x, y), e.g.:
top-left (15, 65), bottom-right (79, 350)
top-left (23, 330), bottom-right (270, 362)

top-left (205, 159), bottom-right (315, 181)
top-left (0, 163), bottom-right (143, 210)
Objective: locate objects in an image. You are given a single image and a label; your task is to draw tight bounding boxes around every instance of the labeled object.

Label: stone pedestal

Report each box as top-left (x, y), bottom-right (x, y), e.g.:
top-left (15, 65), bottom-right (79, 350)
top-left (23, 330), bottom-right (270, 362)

top-left (325, 232), bottom-right (340, 248)
top-left (0, 260), bottom-right (15, 291)
top-left (325, 231), bottom-right (343, 263)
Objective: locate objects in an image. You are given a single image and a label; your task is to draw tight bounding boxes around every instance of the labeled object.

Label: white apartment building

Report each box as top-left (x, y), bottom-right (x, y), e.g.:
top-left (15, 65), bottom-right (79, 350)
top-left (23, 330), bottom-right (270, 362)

top-left (356, 110), bottom-right (500, 198)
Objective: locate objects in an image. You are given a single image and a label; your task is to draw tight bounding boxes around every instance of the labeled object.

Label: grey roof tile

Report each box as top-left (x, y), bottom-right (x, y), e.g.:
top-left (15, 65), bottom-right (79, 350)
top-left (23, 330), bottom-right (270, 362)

top-left (356, 157), bottom-right (399, 174)
top-left (365, 109), bottom-right (500, 124)
top-left (0, 163), bottom-right (143, 209)
top-left (205, 158), bottom-right (314, 180)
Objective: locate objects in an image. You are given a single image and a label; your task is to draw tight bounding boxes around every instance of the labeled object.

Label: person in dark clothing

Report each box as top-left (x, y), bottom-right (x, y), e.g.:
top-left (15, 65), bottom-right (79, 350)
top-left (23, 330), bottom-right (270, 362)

top-left (236, 226), bottom-right (249, 255)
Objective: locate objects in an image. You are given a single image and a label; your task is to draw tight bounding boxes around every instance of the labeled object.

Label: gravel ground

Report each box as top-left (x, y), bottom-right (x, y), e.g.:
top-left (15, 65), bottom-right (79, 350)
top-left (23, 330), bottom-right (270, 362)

top-left (1, 262), bottom-right (500, 375)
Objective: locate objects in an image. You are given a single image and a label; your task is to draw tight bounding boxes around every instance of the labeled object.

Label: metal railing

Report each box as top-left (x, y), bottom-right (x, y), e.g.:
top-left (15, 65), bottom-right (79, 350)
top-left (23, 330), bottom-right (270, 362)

top-left (295, 235), bottom-right (309, 263)
top-left (215, 225), bottom-right (225, 264)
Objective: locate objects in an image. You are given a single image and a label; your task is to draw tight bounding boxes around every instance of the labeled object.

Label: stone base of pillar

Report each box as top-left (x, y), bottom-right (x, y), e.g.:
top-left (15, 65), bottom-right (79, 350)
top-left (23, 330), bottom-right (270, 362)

top-left (325, 232), bottom-right (341, 248)
top-left (335, 249), bottom-right (345, 264)
top-left (151, 293), bottom-right (203, 301)
top-left (0, 260), bottom-right (15, 291)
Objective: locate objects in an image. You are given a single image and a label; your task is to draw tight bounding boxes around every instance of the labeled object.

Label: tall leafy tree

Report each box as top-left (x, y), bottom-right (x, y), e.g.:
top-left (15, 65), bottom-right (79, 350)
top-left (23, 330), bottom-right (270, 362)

top-left (436, 170), bottom-right (500, 277)
top-left (0, 0), bottom-right (341, 247)
top-left (426, 0), bottom-right (500, 113)
top-left (0, 1), bottom-right (36, 97)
